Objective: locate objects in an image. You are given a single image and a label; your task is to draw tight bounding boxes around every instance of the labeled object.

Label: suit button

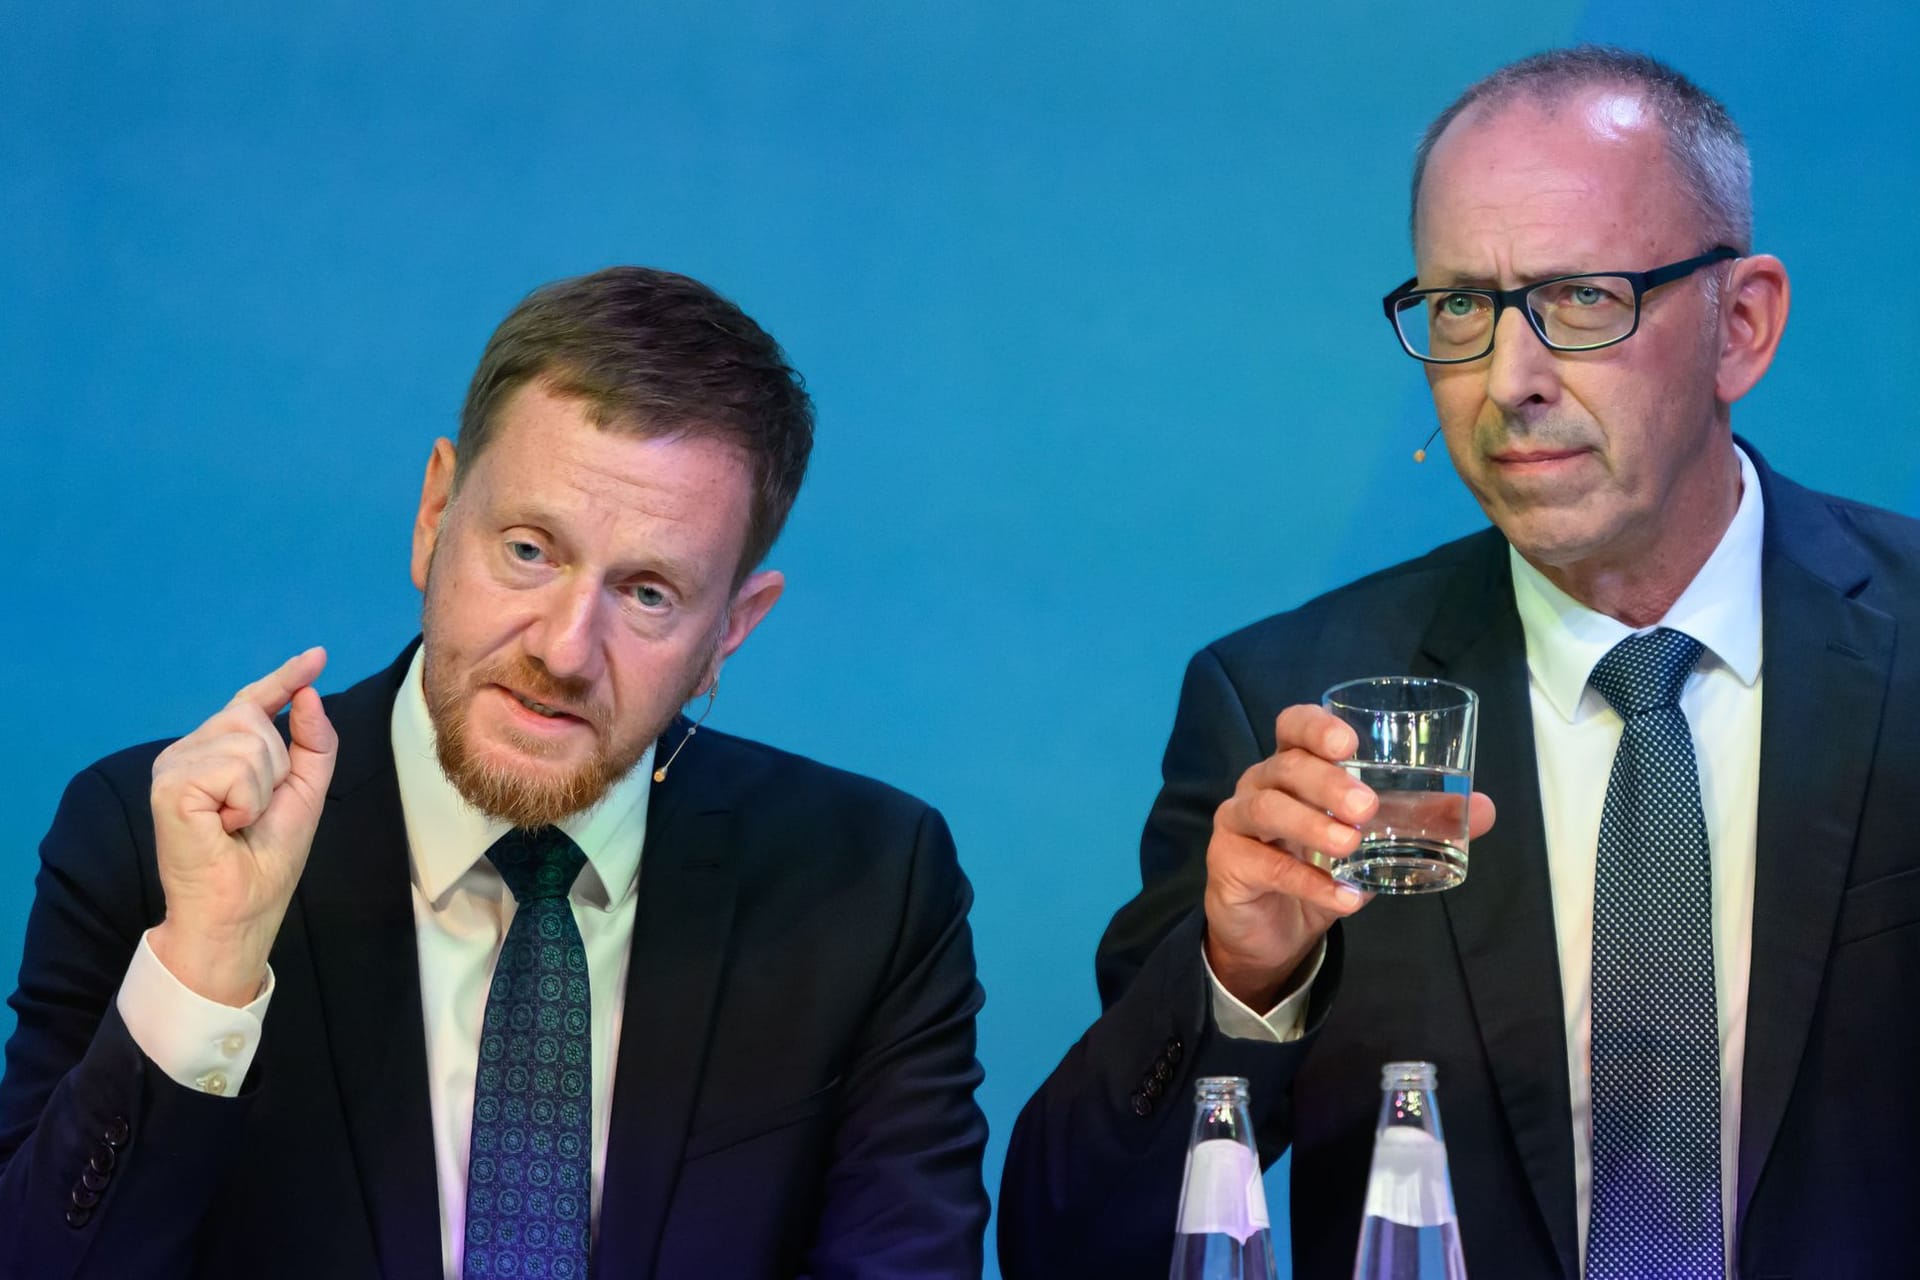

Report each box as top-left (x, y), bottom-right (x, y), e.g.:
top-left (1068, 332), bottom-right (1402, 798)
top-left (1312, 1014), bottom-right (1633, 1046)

top-left (1144, 1076), bottom-right (1164, 1100)
top-left (64, 1206), bottom-right (92, 1229)
top-left (70, 1184), bottom-right (100, 1210)
top-left (102, 1118), bottom-right (130, 1149)
top-left (89, 1147), bottom-right (115, 1175)
top-left (81, 1166), bottom-right (109, 1193)
top-left (1165, 1036), bottom-right (1183, 1064)
top-left (1129, 1091), bottom-right (1152, 1117)
top-left (1152, 1057), bottom-right (1172, 1082)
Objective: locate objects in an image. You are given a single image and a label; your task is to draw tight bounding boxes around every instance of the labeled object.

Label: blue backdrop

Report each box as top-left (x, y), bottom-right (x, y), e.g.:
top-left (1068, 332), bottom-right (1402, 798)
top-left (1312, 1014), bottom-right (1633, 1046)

top-left (6, 4), bottom-right (1916, 1275)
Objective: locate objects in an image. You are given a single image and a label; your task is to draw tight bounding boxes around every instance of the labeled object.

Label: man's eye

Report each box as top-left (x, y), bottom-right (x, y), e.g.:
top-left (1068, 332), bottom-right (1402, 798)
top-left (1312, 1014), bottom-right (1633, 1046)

top-left (1541, 280), bottom-right (1625, 308)
top-left (630, 584), bottom-right (668, 608)
top-left (508, 541), bottom-right (543, 563)
top-left (1439, 293), bottom-right (1481, 317)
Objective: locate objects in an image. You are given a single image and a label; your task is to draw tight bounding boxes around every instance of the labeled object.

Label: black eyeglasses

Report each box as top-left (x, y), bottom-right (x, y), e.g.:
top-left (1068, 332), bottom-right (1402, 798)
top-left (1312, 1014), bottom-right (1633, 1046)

top-left (1381, 246), bottom-right (1739, 364)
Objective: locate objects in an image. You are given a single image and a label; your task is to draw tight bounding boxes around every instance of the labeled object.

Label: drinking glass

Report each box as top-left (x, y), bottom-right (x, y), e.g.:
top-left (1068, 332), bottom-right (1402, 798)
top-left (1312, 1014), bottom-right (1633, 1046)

top-left (1320, 677), bottom-right (1478, 894)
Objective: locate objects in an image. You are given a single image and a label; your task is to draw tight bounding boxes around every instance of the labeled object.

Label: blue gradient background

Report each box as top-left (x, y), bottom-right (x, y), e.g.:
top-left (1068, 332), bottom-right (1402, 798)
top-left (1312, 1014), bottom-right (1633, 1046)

top-left (5, 4), bottom-right (1916, 1275)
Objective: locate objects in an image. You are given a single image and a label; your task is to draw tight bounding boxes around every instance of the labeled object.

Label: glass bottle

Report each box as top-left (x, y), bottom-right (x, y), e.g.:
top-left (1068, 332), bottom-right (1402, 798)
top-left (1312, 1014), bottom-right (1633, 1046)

top-left (1352, 1061), bottom-right (1467, 1280)
top-left (1170, 1076), bottom-right (1279, 1280)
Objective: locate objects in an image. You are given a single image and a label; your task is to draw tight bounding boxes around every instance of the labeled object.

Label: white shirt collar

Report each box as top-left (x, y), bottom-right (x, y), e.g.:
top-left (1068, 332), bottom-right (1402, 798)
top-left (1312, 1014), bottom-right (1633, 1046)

top-left (389, 647), bottom-right (654, 909)
top-left (1511, 443), bottom-right (1765, 724)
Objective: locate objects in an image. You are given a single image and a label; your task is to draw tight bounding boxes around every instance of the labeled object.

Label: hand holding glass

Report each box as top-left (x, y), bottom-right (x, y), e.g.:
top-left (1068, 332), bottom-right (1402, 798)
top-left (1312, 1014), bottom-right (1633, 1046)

top-left (1320, 678), bottom-right (1478, 894)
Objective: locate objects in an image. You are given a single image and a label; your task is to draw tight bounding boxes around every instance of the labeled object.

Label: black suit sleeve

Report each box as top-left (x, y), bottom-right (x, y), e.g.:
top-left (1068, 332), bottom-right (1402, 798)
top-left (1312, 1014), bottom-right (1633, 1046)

top-left (998, 647), bottom-right (1342, 1280)
top-left (806, 805), bottom-right (991, 1280)
top-left (0, 763), bottom-right (254, 1280)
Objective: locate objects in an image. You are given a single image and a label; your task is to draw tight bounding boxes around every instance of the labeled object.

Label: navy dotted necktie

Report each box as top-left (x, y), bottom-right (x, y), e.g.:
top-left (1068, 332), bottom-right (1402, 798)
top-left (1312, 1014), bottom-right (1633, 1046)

top-left (1586, 628), bottom-right (1723, 1279)
top-left (463, 827), bottom-right (593, 1280)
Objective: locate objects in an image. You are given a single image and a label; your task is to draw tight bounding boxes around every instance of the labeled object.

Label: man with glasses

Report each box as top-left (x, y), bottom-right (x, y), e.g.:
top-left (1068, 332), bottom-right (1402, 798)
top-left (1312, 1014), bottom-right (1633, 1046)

top-left (1001, 46), bottom-right (1920, 1279)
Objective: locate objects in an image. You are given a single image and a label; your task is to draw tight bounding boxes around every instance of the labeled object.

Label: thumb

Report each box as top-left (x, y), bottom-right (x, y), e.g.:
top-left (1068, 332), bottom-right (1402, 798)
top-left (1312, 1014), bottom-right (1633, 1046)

top-left (1467, 791), bottom-right (1497, 840)
top-left (285, 685), bottom-right (338, 801)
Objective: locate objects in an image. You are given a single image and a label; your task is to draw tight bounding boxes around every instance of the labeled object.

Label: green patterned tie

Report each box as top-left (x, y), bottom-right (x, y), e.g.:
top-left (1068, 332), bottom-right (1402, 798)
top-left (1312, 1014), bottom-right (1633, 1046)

top-left (463, 826), bottom-right (593, 1280)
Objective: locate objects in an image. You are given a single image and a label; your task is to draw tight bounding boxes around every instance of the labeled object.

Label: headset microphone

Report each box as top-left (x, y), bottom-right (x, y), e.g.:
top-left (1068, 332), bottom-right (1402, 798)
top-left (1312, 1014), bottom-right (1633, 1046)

top-left (1413, 427), bottom-right (1442, 463)
top-left (653, 681), bottom-right (718, 782)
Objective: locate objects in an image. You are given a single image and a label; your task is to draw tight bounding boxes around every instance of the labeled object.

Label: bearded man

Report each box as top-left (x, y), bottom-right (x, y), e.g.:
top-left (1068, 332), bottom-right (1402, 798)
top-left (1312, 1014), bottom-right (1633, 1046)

top-left (0, 267), bottom-right (989, 1280)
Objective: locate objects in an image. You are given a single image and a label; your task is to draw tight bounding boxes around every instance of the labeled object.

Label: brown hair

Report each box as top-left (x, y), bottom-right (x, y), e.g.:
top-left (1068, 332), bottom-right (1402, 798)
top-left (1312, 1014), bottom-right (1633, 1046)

top-left (456, 266), bottom-right (815, 575)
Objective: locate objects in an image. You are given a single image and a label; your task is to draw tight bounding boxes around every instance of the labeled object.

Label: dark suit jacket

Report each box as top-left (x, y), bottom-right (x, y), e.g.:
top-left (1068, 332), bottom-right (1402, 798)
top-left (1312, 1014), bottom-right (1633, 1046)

top-left (0, 645), bottom-right (990, 1279)
top-left (999, 450), bottom-right (1920, 1280)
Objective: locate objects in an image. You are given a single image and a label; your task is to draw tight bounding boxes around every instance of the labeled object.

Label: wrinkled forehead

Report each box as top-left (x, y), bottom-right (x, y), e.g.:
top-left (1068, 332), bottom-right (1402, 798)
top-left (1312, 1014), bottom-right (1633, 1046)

top-left (1414, 89), bottom-right (1698, 275)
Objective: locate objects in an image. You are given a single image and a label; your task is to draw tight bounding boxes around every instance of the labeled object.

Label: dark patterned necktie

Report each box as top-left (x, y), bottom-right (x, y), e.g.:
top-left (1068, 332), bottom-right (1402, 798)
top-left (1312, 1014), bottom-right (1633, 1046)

top-left (1586, 628), bottom-right (1723, 1279)
top-left (463, 826), bottom-right (593, 1280)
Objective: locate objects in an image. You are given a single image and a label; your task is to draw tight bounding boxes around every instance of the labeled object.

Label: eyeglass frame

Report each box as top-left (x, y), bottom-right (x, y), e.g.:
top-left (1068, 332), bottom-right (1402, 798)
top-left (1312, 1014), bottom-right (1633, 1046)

top-left (1380, 246), bottom-right (1741, 364)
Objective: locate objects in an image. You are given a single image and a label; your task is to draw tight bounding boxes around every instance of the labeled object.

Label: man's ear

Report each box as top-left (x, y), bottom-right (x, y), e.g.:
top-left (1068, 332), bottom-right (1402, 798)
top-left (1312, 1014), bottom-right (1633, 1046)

top-left (410, 439), bottom-right (459, 591)
top-left (703, 569), bottom-right (785, 691)
top-left (1715, 254), bottom-right (1790, 406)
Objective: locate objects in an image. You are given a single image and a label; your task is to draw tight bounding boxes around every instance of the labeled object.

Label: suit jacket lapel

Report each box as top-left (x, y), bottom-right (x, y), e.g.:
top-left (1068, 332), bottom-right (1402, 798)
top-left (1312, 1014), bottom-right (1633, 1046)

top-left (1736, 458), bottom-right (1893, 1235)
top-left (286, 648), bottom-right (443, 1280)
top-left (592, 720), bottom-right (744, 1277)
top-left (1422, 535), bottom-right (1580, 1279)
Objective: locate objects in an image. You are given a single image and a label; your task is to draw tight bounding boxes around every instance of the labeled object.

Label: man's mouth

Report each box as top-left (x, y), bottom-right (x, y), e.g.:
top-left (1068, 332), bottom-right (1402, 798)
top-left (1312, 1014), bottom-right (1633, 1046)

top-left (501, 686), bottom-right (587, 722)
top-left (1490, 447), bottom-right (1589, 465)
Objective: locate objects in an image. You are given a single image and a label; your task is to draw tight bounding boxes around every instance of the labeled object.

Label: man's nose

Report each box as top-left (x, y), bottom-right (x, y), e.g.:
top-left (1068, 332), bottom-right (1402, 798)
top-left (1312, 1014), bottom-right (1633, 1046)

top-left (1483, 306), bottom-right (1562, 418)
top-left (525, 578), bottom-right (603, 681)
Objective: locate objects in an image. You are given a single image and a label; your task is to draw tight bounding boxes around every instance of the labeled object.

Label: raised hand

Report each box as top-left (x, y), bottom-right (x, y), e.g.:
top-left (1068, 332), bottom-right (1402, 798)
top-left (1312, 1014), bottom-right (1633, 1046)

top-left (147, 648), bottom-right (338, 1005)
top-left (1203, 704), bottom-right (1495, 1010)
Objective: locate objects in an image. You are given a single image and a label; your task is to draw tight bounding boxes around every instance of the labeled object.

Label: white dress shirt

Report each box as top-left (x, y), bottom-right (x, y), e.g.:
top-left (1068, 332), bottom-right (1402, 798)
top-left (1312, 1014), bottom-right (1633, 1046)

top-left (1517, 445), bottom-right (1761, 1271)
top-left (1212, 446), bottom-right (1764, 1274)
top-left (118, 649), bottom-right (654, 1280)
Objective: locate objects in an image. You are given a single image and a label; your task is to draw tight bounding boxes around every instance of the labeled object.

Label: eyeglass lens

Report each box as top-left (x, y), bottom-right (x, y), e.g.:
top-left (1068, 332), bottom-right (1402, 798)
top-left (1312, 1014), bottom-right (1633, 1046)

top-left (1393, 275), bottom-right (1639, 360)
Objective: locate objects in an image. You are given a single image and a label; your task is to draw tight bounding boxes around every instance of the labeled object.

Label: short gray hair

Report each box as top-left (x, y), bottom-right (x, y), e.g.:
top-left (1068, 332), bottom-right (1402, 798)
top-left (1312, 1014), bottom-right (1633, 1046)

top-left (1409, 46), bottom-right (1752, 254)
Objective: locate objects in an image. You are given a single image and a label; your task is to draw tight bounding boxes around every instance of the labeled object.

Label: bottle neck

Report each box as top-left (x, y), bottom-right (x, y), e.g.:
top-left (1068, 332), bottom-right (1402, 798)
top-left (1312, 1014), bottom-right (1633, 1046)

top-left (1194, 1076), bottom-right (1250, 1106)
top-left (1379, 1060), bottom-right (1436, 1091)
top-left (1376, 1061), bottom-right (1443, 1139)
top-left (1178, 1076), bottom-right (1253, 1153)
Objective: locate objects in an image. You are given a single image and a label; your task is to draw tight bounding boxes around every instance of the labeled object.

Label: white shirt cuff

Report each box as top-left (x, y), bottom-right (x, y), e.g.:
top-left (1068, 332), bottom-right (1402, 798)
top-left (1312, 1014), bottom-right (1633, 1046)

top-left (1204, 938), bottom-right (1326, 1043)
top-left (115, 929), bottom-right (273, 1097)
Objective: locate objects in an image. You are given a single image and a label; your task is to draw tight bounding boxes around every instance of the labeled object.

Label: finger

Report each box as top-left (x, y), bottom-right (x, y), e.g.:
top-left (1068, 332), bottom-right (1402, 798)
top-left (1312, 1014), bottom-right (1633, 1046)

top-left (229, 646), bottom-right (328, 719)
top-left (1274, 703), bottom-right (1359, 762)
top-left (1226, 785), bottom-right (1364, 859)
top-left (225, 700), bottom-right (292, 790)
top-left (155, 728), bottom-right (278, 797)
top-left (1468, 791), bottom-right (1497, 839)
top-left (283, 686), bottom-right (338, 799)
top-left (153, 742), bottom-right (276, 834)
top-left (1213, 830), bottom-right (1370, 916)
top-left (208, 735), bottom-right (279, 830)
top-left (1245, 747), bottom-right (1375, 826)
